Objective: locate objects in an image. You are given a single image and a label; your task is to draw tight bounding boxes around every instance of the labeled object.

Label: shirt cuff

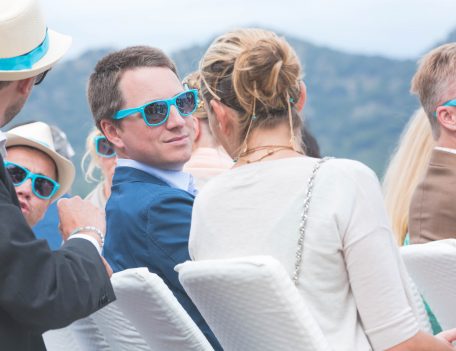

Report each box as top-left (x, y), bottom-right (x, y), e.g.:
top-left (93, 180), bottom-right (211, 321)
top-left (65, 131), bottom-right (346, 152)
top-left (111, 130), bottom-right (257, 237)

top-left (68, 234), bottom-right (102, 255)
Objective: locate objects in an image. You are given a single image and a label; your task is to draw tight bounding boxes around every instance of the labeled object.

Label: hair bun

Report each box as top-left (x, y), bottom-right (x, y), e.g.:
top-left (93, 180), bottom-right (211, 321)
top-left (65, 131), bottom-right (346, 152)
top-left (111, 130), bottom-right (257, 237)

top-left (232, 35), bottom-right (301, 115)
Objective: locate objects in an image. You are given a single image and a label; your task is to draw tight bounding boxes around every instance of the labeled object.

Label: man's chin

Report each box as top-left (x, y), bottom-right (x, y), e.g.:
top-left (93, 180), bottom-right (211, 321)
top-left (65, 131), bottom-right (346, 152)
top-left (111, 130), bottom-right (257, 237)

top-left (3, 97), bottom-right (26, 127)
top-left (21, 210), bottom-right (35, 227)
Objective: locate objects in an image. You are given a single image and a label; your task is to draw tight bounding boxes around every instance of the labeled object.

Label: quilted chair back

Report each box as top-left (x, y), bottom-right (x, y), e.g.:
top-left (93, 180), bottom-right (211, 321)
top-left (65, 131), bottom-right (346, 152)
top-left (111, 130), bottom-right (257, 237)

top-left (111, 267), bottom-right (214, 351)
top-left (401, 239), bottom-right (456, 329)
top-left (43, 326), bottom-right (82, 351)
top-left (176, 256), bottom-right (332, 351)
top-left (44, 295), bottom-right (150, 351)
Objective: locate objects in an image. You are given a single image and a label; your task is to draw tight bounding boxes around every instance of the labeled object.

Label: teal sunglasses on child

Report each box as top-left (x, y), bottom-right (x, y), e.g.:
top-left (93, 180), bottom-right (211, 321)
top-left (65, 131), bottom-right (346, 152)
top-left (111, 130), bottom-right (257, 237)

top-left (4, 161), bottom-right (59, 200)
top-left (113, 89), bottom-right (198, 127)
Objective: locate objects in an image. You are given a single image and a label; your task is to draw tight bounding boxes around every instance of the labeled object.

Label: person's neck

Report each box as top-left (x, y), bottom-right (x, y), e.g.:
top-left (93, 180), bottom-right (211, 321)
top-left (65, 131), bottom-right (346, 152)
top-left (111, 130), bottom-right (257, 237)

top-left (437, 133), bottom-right (456, 149)
top-left (194, 122), bottom-right (218, 149)
top-left (234, 124), bottom-right (303, 166)
top-left (103, 179), bottom-right (112, 199)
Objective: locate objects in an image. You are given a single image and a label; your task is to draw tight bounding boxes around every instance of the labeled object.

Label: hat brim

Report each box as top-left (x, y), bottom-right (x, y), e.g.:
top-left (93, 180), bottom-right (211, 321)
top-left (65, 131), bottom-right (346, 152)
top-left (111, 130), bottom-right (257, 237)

top-left (5, 133), bottom-right (75, 202)
top-left (0, 29), bottom-right (72, 81)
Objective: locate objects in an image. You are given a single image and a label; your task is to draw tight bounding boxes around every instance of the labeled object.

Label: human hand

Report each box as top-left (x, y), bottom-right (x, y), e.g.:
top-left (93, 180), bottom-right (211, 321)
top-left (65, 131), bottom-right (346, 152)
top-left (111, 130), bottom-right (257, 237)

top-left (101, 257), bottom-right (113, 278)
top-left (436, 328), bottom-right (456, 346)
top-left (57, 196), bottom-right (106, 242)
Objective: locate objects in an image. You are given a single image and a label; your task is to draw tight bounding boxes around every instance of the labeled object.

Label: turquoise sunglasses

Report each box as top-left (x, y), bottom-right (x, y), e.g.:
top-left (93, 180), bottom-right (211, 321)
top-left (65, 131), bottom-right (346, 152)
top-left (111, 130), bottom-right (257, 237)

top-left (4, 161), bottom-right (59, 200)
top-left (113, 89), bottom-right (199, 127)
top-left (94, 135), bottom-right (116, 158)
top-left (434, 99), bottom-right (456, 117)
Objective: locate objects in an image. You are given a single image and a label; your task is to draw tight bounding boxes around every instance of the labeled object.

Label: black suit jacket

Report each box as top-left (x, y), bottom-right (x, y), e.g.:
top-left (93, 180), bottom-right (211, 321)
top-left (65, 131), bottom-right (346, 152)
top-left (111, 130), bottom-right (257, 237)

top-left (0, 155), bottom-right (115, 350)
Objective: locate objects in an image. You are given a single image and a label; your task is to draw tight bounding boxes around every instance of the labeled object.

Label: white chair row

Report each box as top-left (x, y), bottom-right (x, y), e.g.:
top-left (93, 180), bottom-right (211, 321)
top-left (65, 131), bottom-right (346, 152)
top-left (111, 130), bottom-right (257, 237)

top-left (44, 238), bottom-right (456, 351)
top-left (174, 241), bottom-right (456, 351)
top-left (43, 267), bottom-right (213, 351)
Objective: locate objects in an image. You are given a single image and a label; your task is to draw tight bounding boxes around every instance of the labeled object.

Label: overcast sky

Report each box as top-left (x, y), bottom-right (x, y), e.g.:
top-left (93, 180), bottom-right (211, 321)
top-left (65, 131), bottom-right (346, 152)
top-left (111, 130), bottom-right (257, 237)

top-left (41, 0), bottom-right (456, 60)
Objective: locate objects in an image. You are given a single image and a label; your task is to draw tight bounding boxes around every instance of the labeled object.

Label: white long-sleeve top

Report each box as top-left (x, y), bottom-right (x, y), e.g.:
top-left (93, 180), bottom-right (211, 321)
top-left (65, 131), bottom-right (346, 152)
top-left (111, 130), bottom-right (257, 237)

top-left (189, 156), bottom-right (420, 351)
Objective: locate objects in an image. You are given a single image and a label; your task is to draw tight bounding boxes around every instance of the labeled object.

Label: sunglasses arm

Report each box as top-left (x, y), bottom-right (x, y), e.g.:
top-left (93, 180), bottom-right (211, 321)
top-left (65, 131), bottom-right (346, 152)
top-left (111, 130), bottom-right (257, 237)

top-left (113, 108), bottom-right (140, 120)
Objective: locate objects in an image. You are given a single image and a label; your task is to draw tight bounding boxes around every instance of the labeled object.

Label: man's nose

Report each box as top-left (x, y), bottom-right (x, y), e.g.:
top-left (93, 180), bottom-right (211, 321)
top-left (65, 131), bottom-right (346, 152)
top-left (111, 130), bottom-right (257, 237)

top-left (166, 106), bottom-right (186, 129)
top-left (15, 179), bottom-right (33, 199)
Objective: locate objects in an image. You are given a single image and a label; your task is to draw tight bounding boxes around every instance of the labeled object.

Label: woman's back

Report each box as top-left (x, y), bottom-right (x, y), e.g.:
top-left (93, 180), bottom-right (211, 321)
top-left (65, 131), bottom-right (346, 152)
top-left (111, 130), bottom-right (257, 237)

top-left (190, 156), bottom-right (418, 351)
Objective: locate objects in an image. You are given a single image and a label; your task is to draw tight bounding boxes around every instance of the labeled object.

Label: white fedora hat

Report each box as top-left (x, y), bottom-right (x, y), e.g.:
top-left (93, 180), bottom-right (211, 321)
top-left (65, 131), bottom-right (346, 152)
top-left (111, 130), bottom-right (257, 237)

top-left (0, 0), bottom-right (72, 81)
top-left (5, 121), bottom-right (75, 201)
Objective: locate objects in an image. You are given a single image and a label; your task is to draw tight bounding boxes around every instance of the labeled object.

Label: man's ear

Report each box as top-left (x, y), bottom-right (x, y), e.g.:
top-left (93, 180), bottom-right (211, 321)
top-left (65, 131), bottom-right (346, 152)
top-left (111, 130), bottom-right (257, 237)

top-left (436, 108), bottom-right (456, 132)
top-left (15, 78), bottom-right (35, 97)
top-left (210, 99), bottom-right (231, 135)
top-left (295, 80), bottom-right (307, 112)
top-left (100, 119), bottom-right (125, 150)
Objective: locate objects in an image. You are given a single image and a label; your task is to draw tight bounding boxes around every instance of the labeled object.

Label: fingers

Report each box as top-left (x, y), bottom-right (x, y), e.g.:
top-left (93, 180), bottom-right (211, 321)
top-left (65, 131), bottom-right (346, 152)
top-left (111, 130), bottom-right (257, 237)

top-left (437, 328), bottom-right (456, 344)
top-left (101, 257), bottom-right (113, 278)
top-left (58, 196), bottom-right (106, 239)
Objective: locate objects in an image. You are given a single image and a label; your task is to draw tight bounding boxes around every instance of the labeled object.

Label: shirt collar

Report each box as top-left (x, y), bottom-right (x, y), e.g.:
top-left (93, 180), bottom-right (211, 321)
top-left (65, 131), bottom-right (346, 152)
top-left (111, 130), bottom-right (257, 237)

top-left (116, 158), bottom-right (196, 194)
top-left (0, 130), bottom-right (7, 158)
top-left (435, 146), bottom-right (456, 155)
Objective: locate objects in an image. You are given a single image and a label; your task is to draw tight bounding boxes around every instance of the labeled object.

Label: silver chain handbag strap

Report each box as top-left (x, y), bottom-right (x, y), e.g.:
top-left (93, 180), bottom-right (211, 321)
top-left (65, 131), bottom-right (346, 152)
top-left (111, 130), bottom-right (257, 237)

top-left (293, 157), bottom-right (333, 285)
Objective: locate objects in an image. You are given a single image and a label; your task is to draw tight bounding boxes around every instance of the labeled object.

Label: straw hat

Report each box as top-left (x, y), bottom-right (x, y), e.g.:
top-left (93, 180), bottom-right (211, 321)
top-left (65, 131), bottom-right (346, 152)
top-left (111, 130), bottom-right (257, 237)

top-left (6, 122), bottom-right (75, 201)
top-left (0, 0), bottom-right (72, 81)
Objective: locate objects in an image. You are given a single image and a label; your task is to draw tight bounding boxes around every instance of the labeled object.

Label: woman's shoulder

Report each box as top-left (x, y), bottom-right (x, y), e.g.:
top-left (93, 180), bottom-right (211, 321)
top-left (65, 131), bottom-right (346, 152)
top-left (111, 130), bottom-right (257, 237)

top-left (312, 158), bottom-right (382, 198)
top-left (196, 157), bottom-right (379, 202)
top-left (321, 158), bottom-right (377, 179)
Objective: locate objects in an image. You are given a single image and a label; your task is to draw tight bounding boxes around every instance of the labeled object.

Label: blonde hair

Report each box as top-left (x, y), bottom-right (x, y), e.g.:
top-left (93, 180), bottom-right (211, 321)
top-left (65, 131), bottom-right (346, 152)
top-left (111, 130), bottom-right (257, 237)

top-left (199, 28), bottom-right (303, 153)
top-left (382, 108), bottom-right (434, 244)
top-left (411, 43), bottom-right (456, 139)
top-left (81, 128), bottom-right (104, 183)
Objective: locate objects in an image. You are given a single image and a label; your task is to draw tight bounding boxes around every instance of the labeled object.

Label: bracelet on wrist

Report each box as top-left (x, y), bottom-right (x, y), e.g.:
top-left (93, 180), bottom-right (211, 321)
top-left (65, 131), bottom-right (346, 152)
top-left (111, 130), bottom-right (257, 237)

top-left (69, 226), bottom-right (105, 246)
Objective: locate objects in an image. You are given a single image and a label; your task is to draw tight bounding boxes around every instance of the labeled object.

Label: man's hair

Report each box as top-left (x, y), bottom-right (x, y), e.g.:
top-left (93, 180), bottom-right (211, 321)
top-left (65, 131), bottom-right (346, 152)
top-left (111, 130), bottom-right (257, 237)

top-left (87, 46), bottom-right (178, 129)
top-left (411, 43), bottom-right (456, 139)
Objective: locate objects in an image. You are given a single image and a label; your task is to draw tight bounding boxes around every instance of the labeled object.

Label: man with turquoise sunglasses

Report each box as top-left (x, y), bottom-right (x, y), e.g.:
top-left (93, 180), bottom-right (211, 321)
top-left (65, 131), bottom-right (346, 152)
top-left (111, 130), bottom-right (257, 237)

top-left (88, 46), bottom-right (221, 350)
top-left (5, 122), bottom-right (72, 227)
top-left (409, 43), bottom-right (456, 244)
top-left (0, 1), bottom-right (115, 349)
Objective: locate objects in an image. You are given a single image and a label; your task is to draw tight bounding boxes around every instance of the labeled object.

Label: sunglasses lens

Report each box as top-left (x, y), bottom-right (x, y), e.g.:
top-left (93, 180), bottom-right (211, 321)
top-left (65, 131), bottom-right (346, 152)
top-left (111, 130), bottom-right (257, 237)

top-left (34, 69), bottom-right (50, 86)
top-left (97, 138), bottom-right (115, 157)
top-left (144, 101), bottom-right (168, 125)
top-left (34, 177), bottom-right (56, 198)
top-left (5, 164), bottom-right (27, 185)
top-left (176, 91), bottom-right (197, 115)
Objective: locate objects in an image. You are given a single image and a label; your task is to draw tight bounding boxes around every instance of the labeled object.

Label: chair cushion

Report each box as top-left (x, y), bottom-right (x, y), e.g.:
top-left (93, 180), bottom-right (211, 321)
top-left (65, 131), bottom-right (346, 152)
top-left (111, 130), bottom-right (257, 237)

top-left (176, 256), bottom-right (331, 351)
top-left (401, 239), bottom-right (456, 329)
top-left (112, 267), bottom-right (213, 351)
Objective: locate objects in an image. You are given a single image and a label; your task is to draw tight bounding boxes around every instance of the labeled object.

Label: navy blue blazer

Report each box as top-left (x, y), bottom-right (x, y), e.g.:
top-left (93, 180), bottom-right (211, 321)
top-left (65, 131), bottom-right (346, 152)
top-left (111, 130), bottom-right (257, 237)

top-left (103, 166), bottom-right (221, 350)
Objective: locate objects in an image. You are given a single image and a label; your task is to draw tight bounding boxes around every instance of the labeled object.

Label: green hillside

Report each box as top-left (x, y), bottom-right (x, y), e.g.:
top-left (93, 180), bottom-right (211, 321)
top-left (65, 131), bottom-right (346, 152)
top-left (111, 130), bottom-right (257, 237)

top-left (12, 31), bottom-right (453, 196)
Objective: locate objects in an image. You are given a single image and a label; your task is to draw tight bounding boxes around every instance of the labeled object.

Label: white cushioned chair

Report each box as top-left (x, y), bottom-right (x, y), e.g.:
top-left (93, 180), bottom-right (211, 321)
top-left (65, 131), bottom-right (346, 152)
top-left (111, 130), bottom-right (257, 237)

top-left (111, 267), bottom-right (214, 351)
top-left (176, 256), bottom-right (331, 351)
top-left (43, 326), bottom-right (82, 351)
top-left (401, 239), bottom-right (456, 330)
top-left (44, 297), bottom-right (150, 351)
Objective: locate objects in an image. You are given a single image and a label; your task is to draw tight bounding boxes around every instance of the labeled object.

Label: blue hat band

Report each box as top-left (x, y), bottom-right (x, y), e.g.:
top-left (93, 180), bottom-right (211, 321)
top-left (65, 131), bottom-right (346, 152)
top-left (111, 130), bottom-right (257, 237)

top-left (0, 29), bottom-right (49, 71)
